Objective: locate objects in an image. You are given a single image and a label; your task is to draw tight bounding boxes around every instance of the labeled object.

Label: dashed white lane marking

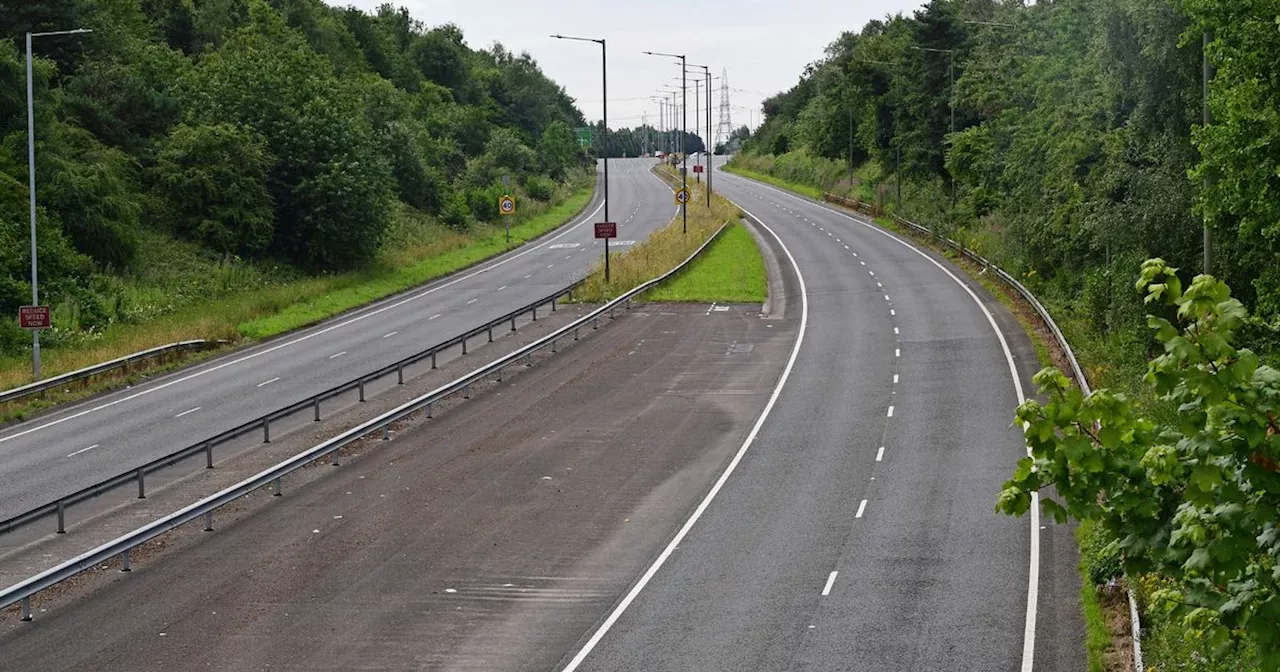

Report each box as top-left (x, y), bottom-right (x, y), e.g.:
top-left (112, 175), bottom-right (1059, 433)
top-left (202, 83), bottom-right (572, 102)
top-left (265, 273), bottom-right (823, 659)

top-left (821, 571), bottom-right (838, 597)
top-left (893, 374), bottom-right (899, 384)
top-left (843, 245), bottom-right (850, 250)
top-left (876, 446), bottom-right (885, 462)
top-left (869, 270), bottom-right (875, 276)
top-left (257, 377), bottom-right (280, 388)
top-left (67, 444), bottom-right (99, 458)
top-left (0, 191), bottom-right (612, 447)
top-left (887, 405), bottom-right (895, 418)
top-left (524, 274), bottom-right (532, 279)
top-left (895, 348), bottom-right (901, 358)
top-left (884, 295), bottom-right (891, 302)
top-left (429, 314), bottom-right (441, 320)
top-left (329, 351), bottom-right (347, 360)
top-left (547, 264), bottom-right (555, 269)
top-left (174, 406), bottom-right (201, 418)
top-left (860, 261), bottom-right (866, 266)
top-left (856, 500), bottom-right (868, 519)
top-left (890, 309), bottom-right (896, 316)
top-left (877, 282), bottom-right (883, 288)
top-left (894, 327), bottom-right (900, 335)
top-left (382, 331), bottom-right (397, 339)
top-left (498, 286), bottom-right (507, 291)
top-left (466, 298), bottom-right (478, 305)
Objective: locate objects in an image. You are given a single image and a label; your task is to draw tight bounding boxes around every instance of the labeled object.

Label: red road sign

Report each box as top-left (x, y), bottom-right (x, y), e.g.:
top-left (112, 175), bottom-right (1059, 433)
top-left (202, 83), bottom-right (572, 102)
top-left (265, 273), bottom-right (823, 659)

top-left (19, 305), bottom-right (50, 330)
top-left (693, 164), bottom-right (704, 174)
top-left (594, 222), bottom-right (617, 239)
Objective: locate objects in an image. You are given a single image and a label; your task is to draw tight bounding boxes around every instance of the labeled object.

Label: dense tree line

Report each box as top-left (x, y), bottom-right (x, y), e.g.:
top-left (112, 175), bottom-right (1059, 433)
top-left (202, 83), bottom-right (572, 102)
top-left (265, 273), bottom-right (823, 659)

top-left (0, 0), bottom-right (587, 328)
top-left (742, 0), bottom-right (1279, 332)
top-left (591, 123), bottom-right (705, 159)
top-left (742, 0), bottom-right (1280, 664)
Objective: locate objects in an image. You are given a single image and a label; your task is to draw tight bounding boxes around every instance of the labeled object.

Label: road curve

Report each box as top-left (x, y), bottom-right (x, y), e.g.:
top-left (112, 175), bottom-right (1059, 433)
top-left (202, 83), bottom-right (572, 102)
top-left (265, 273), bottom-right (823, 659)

top-left (0, 159), bottom-right (676, 521)
top-left (561, 160), bottom-right (1084, 671)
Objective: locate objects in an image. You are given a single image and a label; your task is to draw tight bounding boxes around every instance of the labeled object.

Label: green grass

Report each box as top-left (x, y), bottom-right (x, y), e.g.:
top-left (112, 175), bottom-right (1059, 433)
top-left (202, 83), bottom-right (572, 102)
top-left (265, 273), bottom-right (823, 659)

top-left (723, 164), bottom-right (826, 200)
top-left (1077, 521), bottom-right (1117, 672)
top-left (646, 222), bottom-right (767, 303)
top-left (239, 187), bottom-right (593, 338)
top-left (0, 178), bottom-right (593, 413)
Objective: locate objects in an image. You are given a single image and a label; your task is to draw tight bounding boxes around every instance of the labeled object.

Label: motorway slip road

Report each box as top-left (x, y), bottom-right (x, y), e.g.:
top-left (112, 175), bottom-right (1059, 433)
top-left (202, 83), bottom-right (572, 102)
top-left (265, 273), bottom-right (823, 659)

top-left (0, 302), bottom-right (798, 671)
top-left (558, 163), bottom-right (1085, 671)
top-left (0, 158), bottom-right (676, 521)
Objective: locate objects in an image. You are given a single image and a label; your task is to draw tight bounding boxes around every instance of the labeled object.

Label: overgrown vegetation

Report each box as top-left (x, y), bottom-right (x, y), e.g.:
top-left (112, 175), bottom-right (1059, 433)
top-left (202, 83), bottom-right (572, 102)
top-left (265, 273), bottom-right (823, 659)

top-left (1, 0), bottom-right (593, 381)
top-left (734, 0), bottom-right (1280, 667)
top-left (645, 222), bottom-right (766, 304)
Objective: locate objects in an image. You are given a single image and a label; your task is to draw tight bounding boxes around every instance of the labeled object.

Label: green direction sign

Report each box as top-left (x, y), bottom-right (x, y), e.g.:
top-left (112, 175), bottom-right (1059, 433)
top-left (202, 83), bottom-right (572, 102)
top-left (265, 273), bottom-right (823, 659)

top-left (575, 127), bottom-right (594, 148)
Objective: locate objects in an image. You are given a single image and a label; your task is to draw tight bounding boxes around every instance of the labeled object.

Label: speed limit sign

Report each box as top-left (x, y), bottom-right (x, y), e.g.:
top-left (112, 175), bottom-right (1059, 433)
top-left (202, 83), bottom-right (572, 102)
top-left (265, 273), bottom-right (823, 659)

top-left (499, 195), bottom-right (516, 215)
top-left (674, 188), bottom-right (690, 205)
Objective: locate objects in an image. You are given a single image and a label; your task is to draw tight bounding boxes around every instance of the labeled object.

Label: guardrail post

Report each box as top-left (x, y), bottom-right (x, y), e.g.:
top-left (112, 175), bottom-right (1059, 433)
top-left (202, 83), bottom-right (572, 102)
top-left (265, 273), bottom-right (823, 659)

top-left (137, 469), bottom-right (146, 499)
top-left (431, 350), bottom-right (437, 370)
top-left (56, 500), bottom-right (66, 534)
top-left (462, 336), bottom-right (468, 356)
top-left (273, 477), bottom-right (282, 496)
top-left (511, 316), bottom-right (517, 332)
top-left (205, 441), bottom-right (214, 468)
top-left (497, 367), bottom-right (503, 383)
top-left (532, 305), bottom-right (538, 321)
top-left (552, 339), bottom-right (557, 354)
top-left (464, 385), bottom-right (471, 399)
top-left (20, 597), bottom-right (31, 621)
top-left (121, 549), bottom-right (131, 572)
top-left (263, 417), bottom-right (271, 443)
top-left (610, 307), bottom-right (615, 320)
top-left (551, 298), bottom-right (557, 312)
top-left (574, 328), bottom-right (579, 341)
top-left (593, 317), bottom-right (599, 330)
top-left (358, 379), bottom-right (366, 402)
top-left (488, 325), bottom-right (493, 343)
top-left (425, 402), bottom-right (432, 419)
top-left (313, 398), bottom-right (321, 422)
top-left (397, 364), bottom-right (404, 385)
top-left (203, 511), bottom-right (213, 531)
top-left (332, 449), bottom-right (341, 466)
top-left (525, 354), bottom-right (532, 367)
top-left (382, 426), bottom-right (390, 441)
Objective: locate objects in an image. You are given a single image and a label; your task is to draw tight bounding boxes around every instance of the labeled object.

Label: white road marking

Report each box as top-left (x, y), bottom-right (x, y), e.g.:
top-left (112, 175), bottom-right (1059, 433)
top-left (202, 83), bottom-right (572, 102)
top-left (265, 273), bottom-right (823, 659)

top-left (821, 571), bottom-right (838, 596)
top-left (856, 500), bottom-right (868, 518)
top-left (174, 407), bottom-right (201, 418)
top-left (877, 282), bottom-right (883, 288)
top-left (547, 264), bottom-right (555, 269)
top-left (524, 274), bottom-right (532, 279)
top-left (890, 309), bottom-right (896, 316)
top-left (860, 261), bottom-right (866, 265)
top-left (718, 170), bottom-right (1038, 671)
top-left (329, 351), bottom-right (347, 359)
top-left (257, 377), bottom-right (280, 388)
top-left (884, 295), bottom-right (891, 302)
top-left (893, 374), bottom-right (899, 384)
top-left (887, 405), bottom-right (895, 417)
top-left (498, 286), bottom-right (507, 291)
top-left (466, 298), bottom-right (478, 305)
top-left (843, 245), bottom-right (849, 250)
top-left (894, 327), bottom-right (899, 335)
top-left (876, 446), bottom-right (885, 461)
top-left (428, 314), bottom-right (441, 320)
top-left (67, 444), bottom-right (99, 458)
top-left (895, 348), bottom-right (901, 358)
top-left (382, 331), bottom-right (397, 339)
top-left (869, 270), bottom-right (875, 276)
top-left (562, 204), bottom-right (810, 672)
top-left (0, 192), bottom-right (611, 447)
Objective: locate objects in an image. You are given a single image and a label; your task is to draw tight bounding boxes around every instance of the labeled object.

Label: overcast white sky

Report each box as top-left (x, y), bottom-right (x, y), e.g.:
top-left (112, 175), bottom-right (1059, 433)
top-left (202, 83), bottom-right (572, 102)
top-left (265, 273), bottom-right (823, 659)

top-left (323, 0), bottom-right (925, 141)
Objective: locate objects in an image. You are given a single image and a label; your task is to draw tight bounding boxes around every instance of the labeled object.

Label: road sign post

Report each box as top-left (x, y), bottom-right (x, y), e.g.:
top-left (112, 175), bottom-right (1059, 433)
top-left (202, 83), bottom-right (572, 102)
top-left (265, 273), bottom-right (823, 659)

top-left (498, 194), bottom-right (516, 243)
top-left (19, 306), bottom-right (50, 330)
top-left (595, 222), bottom-right (617, 283)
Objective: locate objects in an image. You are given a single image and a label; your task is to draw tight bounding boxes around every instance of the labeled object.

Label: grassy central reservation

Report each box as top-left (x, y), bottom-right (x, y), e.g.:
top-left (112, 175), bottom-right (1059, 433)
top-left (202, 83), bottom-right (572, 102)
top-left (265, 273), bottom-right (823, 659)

top-left (575, 166), bottom-right (766, 305)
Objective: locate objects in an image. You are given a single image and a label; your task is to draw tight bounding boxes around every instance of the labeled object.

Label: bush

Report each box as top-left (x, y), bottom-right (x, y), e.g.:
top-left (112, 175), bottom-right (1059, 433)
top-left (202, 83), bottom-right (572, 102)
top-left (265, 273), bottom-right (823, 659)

top-left (466, 183), bottom-right (503, 223)
top-left (441, 189), bottom-right (470, 231)
top-left (1076, 520), bottom-right (1123, 585)
top-left (523, 175), bottom-right (554, 202)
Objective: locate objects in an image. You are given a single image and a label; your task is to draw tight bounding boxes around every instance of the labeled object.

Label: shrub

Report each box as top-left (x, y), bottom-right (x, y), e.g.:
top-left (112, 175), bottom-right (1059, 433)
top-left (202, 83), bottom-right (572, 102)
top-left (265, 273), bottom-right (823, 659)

top-left (523, 175), bottom-right (554, 202)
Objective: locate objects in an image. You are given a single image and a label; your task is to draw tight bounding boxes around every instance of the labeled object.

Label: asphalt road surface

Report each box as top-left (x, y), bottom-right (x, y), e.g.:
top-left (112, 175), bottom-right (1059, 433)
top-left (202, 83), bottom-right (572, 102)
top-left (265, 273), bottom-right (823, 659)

top-left (0, 159), bottom-right (676, 521)
top-left (559, 159), bottom-right (1084, 672)
top-left (0, 302), bottom-right (799, 671)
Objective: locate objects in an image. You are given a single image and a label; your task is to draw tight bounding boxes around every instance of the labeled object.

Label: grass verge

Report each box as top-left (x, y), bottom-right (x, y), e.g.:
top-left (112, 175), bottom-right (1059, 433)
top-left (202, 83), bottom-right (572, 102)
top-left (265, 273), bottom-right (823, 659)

top-left (0, 178), bottom-right (594, 417)
top-left (723, 163), bottom-right (826, 200)
top-left (645, 222), bottom-right (766, 303)
top-left (574, 167), bottom-right (742, 303)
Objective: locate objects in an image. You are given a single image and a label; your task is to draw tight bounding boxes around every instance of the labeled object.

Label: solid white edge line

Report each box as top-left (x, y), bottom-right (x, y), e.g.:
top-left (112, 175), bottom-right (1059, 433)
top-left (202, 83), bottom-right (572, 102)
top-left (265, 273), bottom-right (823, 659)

top-left (0, 194), bottom-right (609, 447)
top-left (560, 203), bottom-right (809, 672)
top-left (855, 499), bottom-right (868, 519)
top-left (821, 571), bottom-right (838, 597)
top-left (719, 168), bottom-right (1037, 672)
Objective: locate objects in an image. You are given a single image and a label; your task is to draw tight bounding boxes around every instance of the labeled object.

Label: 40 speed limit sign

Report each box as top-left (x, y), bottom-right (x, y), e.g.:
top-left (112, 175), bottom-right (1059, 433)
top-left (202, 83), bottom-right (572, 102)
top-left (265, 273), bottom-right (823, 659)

top-left (499, 195), bottom-right (516, 215)
top-left (674, 188), bottom-right (690, 205)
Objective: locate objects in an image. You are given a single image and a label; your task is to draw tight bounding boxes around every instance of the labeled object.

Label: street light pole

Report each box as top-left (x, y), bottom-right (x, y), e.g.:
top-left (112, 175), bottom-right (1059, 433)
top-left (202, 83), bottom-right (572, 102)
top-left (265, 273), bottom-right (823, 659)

top-left (689, 63), bottom-right (713, 205)
top-left (645, 51), bottom-right (687, 233)
top-left (26, 27), bottom-right (92, 382)
top-left (552, 34), bottom-right (610, 281)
